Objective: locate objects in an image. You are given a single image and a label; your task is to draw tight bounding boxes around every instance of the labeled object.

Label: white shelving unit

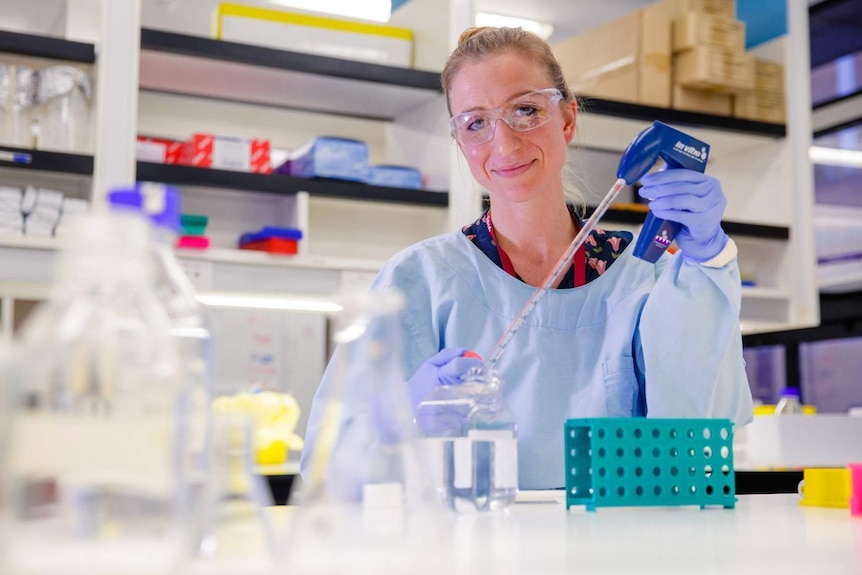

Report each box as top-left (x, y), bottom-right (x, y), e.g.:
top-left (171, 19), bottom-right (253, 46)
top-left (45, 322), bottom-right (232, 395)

top-left (0, 0), bottom-right (819, 340)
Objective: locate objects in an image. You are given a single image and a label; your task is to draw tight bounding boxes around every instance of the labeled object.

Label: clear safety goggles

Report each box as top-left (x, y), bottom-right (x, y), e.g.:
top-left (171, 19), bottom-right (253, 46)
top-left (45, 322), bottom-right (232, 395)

top-left (449, 88), bottom-right (565, 146)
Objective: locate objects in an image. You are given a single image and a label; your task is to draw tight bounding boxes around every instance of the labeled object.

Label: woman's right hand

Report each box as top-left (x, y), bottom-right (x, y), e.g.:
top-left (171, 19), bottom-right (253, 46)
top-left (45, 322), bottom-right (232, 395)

top-left (407, 347), bottom-right (485, 410)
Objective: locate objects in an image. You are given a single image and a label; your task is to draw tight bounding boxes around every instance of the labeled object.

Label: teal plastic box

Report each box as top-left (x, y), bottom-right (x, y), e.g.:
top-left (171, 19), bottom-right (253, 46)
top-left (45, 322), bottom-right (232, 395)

top-left (564, 418), bottom-right (736, 511)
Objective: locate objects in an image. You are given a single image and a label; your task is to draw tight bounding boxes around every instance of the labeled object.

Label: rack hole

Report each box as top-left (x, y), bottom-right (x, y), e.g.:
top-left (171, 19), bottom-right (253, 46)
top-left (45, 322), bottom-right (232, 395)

top-left (704, 465), bottom-right (713, 478)
top-left (571, 487), bottom-right (578, 495)
top-left (634, 447), bottom-right (643, 458)
top-left (634, 428), bottom-right (642, 439)
top-left (686, 429), bottom-right (695, 439)
top-left (703, 446), bottom-right (713, 459)
top-left (654, 486), bottom-right (662, 496)
top-left (617, 467), bottom-right (625, 478)
top-left (570, 449), bottom-right (577, 457)
top-left (616, 428), bottom-right (624, 439)
top-left (597, 428), bottom-right (605, 438)
top-left (653, 466), bottom-right (661, 477)
top-left (635, 467), bottom-right (643, 477)
top-left (571, 430), bottom-right (577, 438)
top-left (671, 486), bottom-right (680, 496)
top-left (652, 428), bottom-right (660, 439)
top-left (587, 430), bottom-right (592, 438)
top-left (617, 486), bottom-right (626, 497)
top-left (720, 446), bottom-right (729, 459)
top-left (598, 467), bottom-right (607, 477)
top-left (571, 468), bottom-right (577, 476)
top-left (723, 485), bottom-right (731, 495)
top-left (703, 428), bottom-right (711, 440)
top-left (670, 447), bottom-right (679, 457)
top-left (720, 428), bottom-right (729, 440)
top-left (687, 448), bottom-right (696, 458)
top-left (652, 447), bottom-right (661, 458)
top-left (669, 429), bottom-right (678, 439)
top-left (721, 465), bottom-right (730, 476)
top-left (598, 448), bottom-right (606, 458)
top-left (616, 448), bottom-right (625, 458)
top-left (690, 485), bottom-right (697, 495)
top-left (671, 466), bottom-right (679, 476)
top-left (599, 487), bottom-right (607, 497)
top-left (706, 485), bottom-right (714, 496)
top-left (688, 466), bottom-right (697, 476)
top-left (635, 486), bottom-right (644, 497)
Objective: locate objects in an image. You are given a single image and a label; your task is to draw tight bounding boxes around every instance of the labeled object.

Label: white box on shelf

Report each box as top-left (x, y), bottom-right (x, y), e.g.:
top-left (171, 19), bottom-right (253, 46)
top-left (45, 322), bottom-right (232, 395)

top-left (213, 3), bottom-right (414, 68)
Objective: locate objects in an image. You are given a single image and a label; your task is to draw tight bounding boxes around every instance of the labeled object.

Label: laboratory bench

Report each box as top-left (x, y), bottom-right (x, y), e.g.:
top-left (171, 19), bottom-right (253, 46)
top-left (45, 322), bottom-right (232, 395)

top-left (257, 493), bottom-right (861, 575)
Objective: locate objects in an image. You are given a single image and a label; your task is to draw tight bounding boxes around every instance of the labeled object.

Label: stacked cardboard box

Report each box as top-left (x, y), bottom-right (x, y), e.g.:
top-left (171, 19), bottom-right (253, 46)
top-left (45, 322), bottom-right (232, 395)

top-left (668, 0), bottom-right (752, 115)
top-left (733, 58), bottom-right (786, 123)
top-left (552, 2), bottom-right (675, 108)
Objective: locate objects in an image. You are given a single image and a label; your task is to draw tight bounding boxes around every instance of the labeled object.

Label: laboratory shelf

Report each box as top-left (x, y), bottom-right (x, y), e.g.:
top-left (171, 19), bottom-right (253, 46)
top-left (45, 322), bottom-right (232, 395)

top-left (139, 28), bottom-right (442, 120)
top-left (136, 161), bottom-right (449, 207)
top-left (740, 287), bottom-right (793, 301)
top-left (0, 29), bottom-right (96, 63)
top-left (0, 147), bottom-right (94, 176)
top-left (581, 97), bottom-right (787, 138)
top-left (177, 246), bottom-right (384, 274)
top-left (587, 204), bottom-right (791, 240)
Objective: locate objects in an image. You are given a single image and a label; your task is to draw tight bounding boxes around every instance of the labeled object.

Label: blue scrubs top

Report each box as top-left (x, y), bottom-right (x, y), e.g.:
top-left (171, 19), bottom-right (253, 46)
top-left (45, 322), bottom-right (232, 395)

top-left (302, 221), bottom-right (754, 490)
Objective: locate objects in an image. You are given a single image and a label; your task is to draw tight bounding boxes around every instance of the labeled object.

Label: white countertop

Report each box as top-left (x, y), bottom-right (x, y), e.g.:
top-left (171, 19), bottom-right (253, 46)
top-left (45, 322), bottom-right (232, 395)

top-left (248, 493), bottom-right (862, 575)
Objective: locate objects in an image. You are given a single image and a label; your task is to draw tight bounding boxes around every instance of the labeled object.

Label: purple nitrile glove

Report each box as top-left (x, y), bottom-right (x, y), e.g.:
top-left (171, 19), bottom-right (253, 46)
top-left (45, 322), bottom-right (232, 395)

top-left (639, 169), bottom-right (730, 263)
top-left (407, 347), bottom-right (485, 412)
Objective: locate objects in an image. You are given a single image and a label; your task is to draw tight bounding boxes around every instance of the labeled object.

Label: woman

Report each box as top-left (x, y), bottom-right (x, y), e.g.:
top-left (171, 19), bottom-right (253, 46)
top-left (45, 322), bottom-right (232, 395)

top-left (302, 27), bottom-right (753, 490)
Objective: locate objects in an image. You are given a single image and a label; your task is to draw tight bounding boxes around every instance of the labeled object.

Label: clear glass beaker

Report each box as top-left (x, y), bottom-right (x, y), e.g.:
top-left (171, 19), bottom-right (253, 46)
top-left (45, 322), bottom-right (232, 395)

top-left (35, 65), bottom-right (93, 153)
top-left (286, 289), bottom-right (447, 575)
top-left (0, 64), bottom-right (38, 148)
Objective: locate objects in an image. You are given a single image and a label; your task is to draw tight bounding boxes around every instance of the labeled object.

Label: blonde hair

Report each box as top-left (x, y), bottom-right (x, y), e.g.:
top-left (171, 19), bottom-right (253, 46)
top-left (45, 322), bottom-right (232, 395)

top-left (441, 27), bottom-right (585, 209)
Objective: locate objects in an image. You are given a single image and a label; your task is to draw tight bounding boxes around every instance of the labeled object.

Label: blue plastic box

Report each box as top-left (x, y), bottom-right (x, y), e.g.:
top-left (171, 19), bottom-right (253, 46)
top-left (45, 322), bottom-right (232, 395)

top-left (278, 136), bottom-right (370, 183)
top-left (368, 164), bottom-right (423, 189)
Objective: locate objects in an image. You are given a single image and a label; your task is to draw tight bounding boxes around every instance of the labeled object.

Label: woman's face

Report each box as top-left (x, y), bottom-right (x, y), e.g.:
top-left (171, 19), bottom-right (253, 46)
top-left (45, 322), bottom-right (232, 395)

top-left (448, 52), bottom-right (576, 205)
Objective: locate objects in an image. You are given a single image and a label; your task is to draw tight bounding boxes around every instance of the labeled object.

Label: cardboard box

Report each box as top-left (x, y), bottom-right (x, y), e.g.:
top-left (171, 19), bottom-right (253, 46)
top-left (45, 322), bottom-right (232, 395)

top-left (733, 90), bottom-right (786, 123)
top-left (277, 136), bottom-right (370, 183)
top-left (181, 133), bottom-right (271, 173)
top-left (672, 13), bottom-right (746, 53)
top-left (674, 45), bottom-right (754, 93)
top-left (661, 0), bottom-right (736, 19)
top-left (213, 3), bottom-right (413, 67)
top-left (672, 84), bottom-right (732, 115)
top-left (753, 59), bottom-right (785, 93)
top-left (553, 3), bottom-right (673, 107)
top-left (136, 136), bottom-right (183, 164)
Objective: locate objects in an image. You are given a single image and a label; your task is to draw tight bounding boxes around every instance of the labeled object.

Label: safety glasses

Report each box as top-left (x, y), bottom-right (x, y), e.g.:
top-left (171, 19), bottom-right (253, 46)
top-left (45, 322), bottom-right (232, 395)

top-left (449, 88), bottom-right (564, 146)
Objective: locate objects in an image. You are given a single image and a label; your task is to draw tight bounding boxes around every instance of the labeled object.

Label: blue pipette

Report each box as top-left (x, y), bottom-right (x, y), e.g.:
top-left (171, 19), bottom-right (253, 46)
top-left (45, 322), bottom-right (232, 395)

top-left (484, 121), bottom-right (710, 369)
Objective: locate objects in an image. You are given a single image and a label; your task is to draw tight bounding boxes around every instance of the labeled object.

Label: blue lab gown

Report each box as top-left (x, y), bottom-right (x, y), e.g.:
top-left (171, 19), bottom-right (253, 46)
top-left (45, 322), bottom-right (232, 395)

top-left (302, 231), bottom-right (754, 490)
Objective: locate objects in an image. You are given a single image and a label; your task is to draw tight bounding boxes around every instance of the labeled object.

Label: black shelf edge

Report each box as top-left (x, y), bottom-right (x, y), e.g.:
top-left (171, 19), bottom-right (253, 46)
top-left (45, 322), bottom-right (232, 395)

top-left (585, 206), bottom-right (790, 240)
top-left (735, 470), bottom-right (802, 495)
top-left (0, 146), bottom-right (94, 176)
top-left (580, 97), bottom-right (787, 137)
top-left (0, 29), bottom-right (95, 64)
top-left (136, 162), bottom-right (449, 207)
top-left (140, 28), bottom-right (442, 93)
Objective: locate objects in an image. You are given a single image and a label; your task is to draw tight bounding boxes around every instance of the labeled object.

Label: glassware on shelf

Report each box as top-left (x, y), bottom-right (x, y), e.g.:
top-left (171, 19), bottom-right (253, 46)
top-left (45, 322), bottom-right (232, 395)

top-left (2, 211), bottom-right (186, 575)
top-left (0, 64), bottom-right (38, 148)
top-left (34, 65), bottom-right (93, 153)
top-left (775, 387), bottom-right (803, 415)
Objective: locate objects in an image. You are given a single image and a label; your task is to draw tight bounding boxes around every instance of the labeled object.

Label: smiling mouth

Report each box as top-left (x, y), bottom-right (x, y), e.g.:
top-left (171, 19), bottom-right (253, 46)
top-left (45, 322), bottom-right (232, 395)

top-left (492, 160), bottom-right (534, 176)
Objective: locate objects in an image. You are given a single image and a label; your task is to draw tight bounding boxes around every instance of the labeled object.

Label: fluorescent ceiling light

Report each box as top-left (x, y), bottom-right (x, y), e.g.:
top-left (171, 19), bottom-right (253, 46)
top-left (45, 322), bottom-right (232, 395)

top-left (270, 0), bottom-right (391, 22)
top-left (197, 293), bottom-right (343, 312)
top-left (809, 146), bottom-right (862, 168)
top-left (475, 12), bottom-right (554, 40)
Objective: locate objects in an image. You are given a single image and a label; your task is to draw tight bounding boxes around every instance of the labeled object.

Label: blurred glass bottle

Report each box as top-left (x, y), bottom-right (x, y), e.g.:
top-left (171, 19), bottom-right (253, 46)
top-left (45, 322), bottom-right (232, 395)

top-left (416, 366), bottom-right (517, 513)
top-left (3, 211), bottom-right (185, 575)
top-left (108, 183), bottom-right (213, 557)
top-left (774, 387), bottom-right (803, 415)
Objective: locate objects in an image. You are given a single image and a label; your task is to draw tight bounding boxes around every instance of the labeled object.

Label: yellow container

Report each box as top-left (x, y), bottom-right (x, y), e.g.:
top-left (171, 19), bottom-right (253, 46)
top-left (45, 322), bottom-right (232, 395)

top-left (213, 3), bottom-right (414, 67)
top-left (753, 404), bottom-right (817, 416)
top-left (799, 468), bottom-right (852, 508)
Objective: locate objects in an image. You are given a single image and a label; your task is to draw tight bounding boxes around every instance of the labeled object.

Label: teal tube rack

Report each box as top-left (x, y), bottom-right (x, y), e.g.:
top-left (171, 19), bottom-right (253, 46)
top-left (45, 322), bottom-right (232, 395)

top-left (564, 418), bottom-right (736, 511)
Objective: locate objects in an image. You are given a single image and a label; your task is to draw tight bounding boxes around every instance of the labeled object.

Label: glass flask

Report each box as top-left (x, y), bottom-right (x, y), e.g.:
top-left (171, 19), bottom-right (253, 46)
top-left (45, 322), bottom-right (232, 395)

top-left (286, 290), bottom-right (446, 575)
top-left (191, 414), bottom-right (276, 575)
top-left (34, 65), bottom-right (93, 153)
top-left (416, 366), bottom-right (518, 513)
top-left (3, 212), bottom-right (185, 575)
top-left (108, 183), bottom-right (214, 556)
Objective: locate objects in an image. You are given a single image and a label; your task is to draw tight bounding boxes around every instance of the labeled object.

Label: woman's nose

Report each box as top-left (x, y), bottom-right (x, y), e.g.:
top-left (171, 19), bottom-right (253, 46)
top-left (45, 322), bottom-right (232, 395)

top-left (492, 118), bottom-right (522, 153)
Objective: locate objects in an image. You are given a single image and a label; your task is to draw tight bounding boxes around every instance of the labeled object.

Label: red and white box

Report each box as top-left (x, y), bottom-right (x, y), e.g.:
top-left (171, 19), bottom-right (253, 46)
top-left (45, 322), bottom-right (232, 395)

top-left (136, 136), bottom-right (184, 164)
top-left (180, 133), bottom-right (272, 174)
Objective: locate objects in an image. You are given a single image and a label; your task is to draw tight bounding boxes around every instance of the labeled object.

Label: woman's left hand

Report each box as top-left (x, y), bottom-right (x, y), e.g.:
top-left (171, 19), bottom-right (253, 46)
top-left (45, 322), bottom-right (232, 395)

top-left (638, 169), bottom-right (729, 263)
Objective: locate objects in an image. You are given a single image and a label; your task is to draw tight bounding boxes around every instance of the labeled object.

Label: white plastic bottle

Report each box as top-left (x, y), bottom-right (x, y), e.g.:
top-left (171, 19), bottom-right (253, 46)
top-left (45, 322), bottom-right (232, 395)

top-left (4, 212), bottom-right (185, 575)
top-left (774, 387), bottom-right (803, 415)
top-left (108, 183), bottom-right (214, 555)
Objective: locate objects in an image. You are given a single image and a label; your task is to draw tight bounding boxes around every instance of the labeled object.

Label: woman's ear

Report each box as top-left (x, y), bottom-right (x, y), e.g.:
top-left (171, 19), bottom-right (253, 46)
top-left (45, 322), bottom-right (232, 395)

top-left (562, 100), bottom-right (577, 144)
